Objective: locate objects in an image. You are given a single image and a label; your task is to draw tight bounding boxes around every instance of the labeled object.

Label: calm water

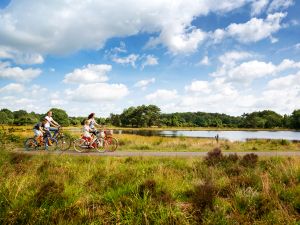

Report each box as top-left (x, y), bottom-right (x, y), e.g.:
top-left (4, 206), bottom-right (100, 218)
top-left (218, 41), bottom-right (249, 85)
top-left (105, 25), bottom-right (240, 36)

top-left (66, 128), bottom-right (300, 141)
top-left (117, 130), bottom-right (300, 141)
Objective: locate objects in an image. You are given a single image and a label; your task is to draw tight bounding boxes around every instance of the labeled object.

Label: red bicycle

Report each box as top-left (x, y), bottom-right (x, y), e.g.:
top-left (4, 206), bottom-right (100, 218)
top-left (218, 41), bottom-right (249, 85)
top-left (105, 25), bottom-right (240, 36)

top-left (73, 128), bottom-right (118, 153)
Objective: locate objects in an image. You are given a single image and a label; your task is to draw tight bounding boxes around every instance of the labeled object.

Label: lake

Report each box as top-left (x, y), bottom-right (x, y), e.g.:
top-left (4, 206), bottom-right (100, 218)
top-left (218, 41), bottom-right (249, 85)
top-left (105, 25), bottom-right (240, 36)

top-left (67, 128), bottom-right (300, 141)
top-left (118, 130), bottom-right (300, 141)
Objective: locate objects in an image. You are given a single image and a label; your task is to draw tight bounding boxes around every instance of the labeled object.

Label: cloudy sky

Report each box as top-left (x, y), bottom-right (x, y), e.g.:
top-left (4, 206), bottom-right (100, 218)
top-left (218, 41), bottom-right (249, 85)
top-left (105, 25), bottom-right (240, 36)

top-left (0, 0), bottom-right (299, 117)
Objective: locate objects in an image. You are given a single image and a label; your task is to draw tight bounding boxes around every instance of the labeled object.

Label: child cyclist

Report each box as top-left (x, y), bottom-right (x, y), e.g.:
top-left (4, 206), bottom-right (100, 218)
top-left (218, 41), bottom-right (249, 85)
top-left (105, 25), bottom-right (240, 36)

top-left (33, 119), bottom-right (52, 147)
top-left (83, 119), bottom-right (95, 148)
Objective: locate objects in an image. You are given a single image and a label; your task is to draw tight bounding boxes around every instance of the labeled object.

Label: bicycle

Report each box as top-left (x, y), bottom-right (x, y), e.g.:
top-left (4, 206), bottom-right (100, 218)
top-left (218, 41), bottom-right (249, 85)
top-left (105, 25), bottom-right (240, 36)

top-left (73, 129), bottom-right (118, 153)
top-left (53, 127), bottom-right (72, 151)
top-left (24, 133), bottom-right (58, 151)
top-left (73, 133), bottom-right (105, 153)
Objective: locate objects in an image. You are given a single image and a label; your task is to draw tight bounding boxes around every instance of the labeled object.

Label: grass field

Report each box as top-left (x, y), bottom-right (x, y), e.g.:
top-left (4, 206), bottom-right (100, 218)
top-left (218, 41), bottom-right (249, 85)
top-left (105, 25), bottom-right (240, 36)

top-left (2, 125), bottom-right (300, 152)
top-left (0, 147), bottom-right (299, 224)
top-left (1, 128), bottom-right (299, 224)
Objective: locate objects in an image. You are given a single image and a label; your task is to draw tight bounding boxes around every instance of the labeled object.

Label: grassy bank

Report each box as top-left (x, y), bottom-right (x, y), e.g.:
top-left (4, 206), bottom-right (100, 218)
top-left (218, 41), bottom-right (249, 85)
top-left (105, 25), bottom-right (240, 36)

top-left (2, 125), bottom-right (300, 151)
top-left (0, 148), bottom-right (299, 224)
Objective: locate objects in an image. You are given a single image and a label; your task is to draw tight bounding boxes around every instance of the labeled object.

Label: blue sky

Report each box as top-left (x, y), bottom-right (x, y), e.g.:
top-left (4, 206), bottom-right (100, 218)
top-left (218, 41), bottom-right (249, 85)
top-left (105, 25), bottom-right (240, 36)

top-left (0, 0), bottom-right (299, 117)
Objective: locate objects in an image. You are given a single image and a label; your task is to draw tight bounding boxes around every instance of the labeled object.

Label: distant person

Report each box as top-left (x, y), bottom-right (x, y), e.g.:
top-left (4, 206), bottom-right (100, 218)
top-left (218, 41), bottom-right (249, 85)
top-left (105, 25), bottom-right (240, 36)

top-left (215, 134), bottom-right (219, 143)
top-left (45, 110), bottom-right (60, 138)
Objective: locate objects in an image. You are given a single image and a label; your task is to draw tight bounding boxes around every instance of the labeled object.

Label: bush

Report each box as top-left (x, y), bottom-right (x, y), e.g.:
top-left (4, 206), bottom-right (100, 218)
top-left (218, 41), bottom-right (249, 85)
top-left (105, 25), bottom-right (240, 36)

top-left (240, 153), bottom-right (258, 168)
top-left (205, 148), bottom-right (223, 166)
top-left (192, 180), bottom-right (217, 221)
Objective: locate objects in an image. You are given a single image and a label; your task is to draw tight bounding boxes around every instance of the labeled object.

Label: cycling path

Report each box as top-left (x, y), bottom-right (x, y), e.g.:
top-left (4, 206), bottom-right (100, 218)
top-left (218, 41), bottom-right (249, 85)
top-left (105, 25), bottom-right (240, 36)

top-left (16, 149), bottom-right (300, 157)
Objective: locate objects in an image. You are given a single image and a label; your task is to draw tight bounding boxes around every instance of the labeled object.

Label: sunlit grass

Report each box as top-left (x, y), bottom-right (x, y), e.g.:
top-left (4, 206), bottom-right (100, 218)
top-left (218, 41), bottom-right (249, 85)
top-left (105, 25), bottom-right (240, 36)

top-left (2, 125), bottom-right (300, 151)
top-left (0, 148), bottom-right (299, 224)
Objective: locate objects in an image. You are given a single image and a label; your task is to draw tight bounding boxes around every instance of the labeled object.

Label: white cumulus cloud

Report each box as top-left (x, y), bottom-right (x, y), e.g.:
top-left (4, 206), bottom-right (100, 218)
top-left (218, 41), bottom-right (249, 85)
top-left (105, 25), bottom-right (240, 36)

top-left (251, 0), bottom-right (269, 16)
top-left (141, 55), bottom-right (159, 69)
top-left (0, 0), bottom-right (251, 56)
top-left (65, 83), bottom-right (129, 102)
top-left (63, 64), bottom-right (111, 84)
top-left (0, 61), bottom-right (42, 82)
top-left (267, 0), bottom-right (294, 13)
top-left (0, 83), bottom-right (24, 93)
top-left (146, 89), bottom-right (178, 102)
top-left (212, 13), bottom-right (286, 44)
top-left (134, 78), bottom-right (155, 90)
top-left (112, 54), bottom-right (139, 68)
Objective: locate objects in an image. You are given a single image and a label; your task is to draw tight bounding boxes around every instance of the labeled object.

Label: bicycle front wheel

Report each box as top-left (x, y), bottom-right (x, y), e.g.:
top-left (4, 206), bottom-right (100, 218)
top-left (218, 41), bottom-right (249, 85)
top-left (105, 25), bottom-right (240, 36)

top-left (73, 138), bottom-right (87, 153)
top-left (95, 138), bottom-right (105, 153)
top-left (24, 138), bottom-right (37, 151)
top-left (57, 135), bottom-right (72, 151)
top-left (104, 137), bottom-right (118, 152)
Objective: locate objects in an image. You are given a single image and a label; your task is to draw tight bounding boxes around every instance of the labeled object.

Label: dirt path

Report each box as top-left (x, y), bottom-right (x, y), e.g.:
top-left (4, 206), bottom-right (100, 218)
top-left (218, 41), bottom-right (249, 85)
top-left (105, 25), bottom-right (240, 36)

top-left (17, 149), bottom-right (300, 157)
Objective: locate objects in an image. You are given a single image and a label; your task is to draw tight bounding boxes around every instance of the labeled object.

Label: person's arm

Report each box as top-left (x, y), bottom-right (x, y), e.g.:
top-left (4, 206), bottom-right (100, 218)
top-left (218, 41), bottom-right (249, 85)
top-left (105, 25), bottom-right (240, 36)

top-left (39, 126), bottom-right (45, 133)
top-left (50, 118), bottom-right (60, 127)
top-left (93, 118), bottom-right (101, 127)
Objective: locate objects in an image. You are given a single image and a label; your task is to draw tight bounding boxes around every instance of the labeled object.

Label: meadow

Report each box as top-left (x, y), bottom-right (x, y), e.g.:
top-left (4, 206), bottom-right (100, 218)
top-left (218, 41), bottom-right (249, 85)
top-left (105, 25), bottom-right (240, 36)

top-left (0, 127), bottom-right (300, 224)
top-left (0, 148), bottom-right (299, 224)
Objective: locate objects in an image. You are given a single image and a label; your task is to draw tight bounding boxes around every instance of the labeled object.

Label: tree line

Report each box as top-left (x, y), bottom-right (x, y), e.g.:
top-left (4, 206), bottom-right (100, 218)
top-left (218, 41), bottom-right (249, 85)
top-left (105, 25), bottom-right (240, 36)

top-left (0, 106), bottom-right (300, 129)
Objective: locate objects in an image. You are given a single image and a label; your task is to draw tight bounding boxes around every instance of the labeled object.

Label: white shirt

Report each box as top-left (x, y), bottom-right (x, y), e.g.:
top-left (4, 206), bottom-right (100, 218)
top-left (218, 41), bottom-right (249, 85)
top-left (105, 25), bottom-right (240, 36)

top-left (45, 116), bottom-right (53, 128)
top-left (83, 124), bottom-right (91, 137)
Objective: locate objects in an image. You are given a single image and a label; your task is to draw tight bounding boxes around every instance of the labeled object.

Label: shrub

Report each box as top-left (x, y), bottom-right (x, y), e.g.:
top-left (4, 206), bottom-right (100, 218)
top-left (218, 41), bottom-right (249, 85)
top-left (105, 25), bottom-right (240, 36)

top-left (138, 179), bottom-right (172, 203)
top-left (240, 153), bottom-right (258, 168)
top-left (192, 180), bottom-right (217, 220)
top-left (9, 152), bottom-right (32, 164)
top-left (34, 180), bottom-right (65, 207)
top-left (205, 148), bottom-right (223, 166)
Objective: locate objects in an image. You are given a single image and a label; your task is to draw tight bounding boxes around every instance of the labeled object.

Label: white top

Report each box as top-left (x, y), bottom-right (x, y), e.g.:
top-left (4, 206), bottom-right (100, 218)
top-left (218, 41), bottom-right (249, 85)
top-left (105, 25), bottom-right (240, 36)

top-left (83, 124), bottom-right (91, 137)
top-left (45, 116), bottom-right (53, 128)
top-left (88, 118), bottom-right (96, 129)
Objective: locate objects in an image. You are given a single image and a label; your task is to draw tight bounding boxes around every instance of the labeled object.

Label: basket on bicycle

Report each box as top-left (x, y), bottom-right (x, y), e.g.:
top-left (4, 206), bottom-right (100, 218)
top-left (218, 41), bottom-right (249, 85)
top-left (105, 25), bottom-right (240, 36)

top-left (104, 130), bottom-right (113, 137)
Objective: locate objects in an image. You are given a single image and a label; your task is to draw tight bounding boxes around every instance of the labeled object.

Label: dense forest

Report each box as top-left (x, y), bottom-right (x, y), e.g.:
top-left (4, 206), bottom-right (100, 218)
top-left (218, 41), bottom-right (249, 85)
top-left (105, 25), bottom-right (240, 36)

top-left (0, 105), bottom-right (300, 129)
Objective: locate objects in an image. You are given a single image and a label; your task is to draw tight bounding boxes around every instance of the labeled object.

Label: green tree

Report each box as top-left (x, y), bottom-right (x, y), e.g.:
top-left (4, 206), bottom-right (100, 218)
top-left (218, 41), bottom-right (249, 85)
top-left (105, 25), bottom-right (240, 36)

top-left (13, 110), bottom-right (28, 119)
top-left (0, 111), bottom-right (9, 124)
top-left (49, 108), bottom-right (70, 126)
top-left (291, 109), bottom-right (300, 129)
top-left (13, 115), bottom-right (38, 125)
top-left (0, 108), bottom-right (13, 120)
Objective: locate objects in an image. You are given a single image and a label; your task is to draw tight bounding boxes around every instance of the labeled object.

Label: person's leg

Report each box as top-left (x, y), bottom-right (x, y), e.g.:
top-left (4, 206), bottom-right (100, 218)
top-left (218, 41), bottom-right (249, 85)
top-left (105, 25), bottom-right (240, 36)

top-left (44, 129), bottom-right (52, 146)
top-left (49, 127), bottom-right (58, 138)
top-left (88, 137), bottom-right (94, 148)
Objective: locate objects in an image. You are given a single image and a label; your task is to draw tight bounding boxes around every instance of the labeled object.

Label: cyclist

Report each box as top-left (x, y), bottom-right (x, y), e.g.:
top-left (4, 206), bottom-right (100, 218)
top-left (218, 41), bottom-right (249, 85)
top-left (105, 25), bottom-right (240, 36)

top-left (83, 119), bottom-right (94, 148)
top-left (33, 118), bottom-right (52, 148)
top-left (45, 110), bottom-right (60, 138)
top-left (87, 113), bottom-right (102, 136)
top-left (33, 119), bottom-right (46, 145)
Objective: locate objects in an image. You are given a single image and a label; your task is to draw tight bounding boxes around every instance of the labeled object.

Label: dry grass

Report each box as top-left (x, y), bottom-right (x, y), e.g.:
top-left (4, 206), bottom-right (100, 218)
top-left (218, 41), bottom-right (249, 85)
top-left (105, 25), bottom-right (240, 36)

top-left (0, 146), bottom-right (300, 224)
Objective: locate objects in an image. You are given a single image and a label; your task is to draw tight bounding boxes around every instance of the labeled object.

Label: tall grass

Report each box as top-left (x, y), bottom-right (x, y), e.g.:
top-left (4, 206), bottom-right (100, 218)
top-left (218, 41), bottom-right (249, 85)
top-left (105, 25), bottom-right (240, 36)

top-left (0, 146), bottom-right (299, 224)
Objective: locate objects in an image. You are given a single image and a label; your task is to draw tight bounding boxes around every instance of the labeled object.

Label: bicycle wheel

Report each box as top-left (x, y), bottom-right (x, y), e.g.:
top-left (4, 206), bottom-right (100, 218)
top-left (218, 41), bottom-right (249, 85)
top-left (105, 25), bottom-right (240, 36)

top-left (95, 138), bottom-right (105, 153)
top-left (24, 138), bottom-right (38, 151)
top-left (57, 135), bottom-right (72, 151)
top-left (73, 138), bottom-right (87, 153)
top-left (104, 137), bottom-right (118, 152)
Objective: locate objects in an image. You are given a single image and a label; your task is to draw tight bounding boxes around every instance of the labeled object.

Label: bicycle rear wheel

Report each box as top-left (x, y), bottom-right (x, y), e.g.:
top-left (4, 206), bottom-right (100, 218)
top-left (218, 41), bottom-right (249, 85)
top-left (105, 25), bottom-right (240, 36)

top-left (24, 138), bottom-right (37, 151)
top-left (104, 137), bottom-right (118, 152)
top-left (73, 138), bottom-right (87, 153)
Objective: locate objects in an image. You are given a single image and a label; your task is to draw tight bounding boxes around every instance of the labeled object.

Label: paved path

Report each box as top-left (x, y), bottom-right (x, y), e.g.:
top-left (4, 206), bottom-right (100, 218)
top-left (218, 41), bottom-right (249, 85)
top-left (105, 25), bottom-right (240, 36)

top-left (17, 150), bottom-right (300, 157)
